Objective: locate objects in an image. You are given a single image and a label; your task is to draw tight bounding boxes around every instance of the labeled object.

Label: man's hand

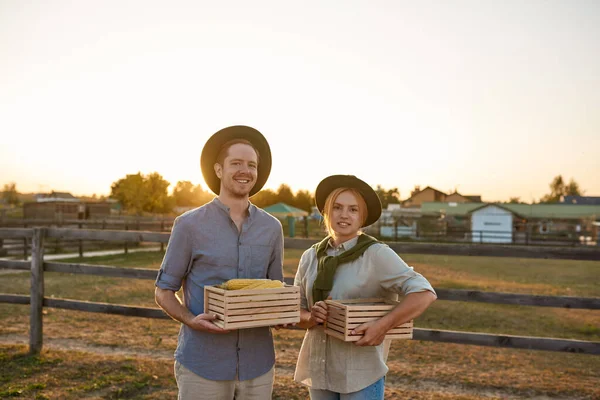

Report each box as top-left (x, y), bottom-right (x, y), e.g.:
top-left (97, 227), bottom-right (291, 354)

top-left (188, 313), bottom-right (230, 334)
top-left (311, 300), bottom-right (329, 324)
top-left (353, 320), bottom-right (388, 346)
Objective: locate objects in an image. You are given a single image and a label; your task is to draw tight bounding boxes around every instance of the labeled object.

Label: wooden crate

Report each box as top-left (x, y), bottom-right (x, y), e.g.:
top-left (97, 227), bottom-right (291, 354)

top-left (324, 298), bottom-right (413, 342)
top-left (204, 284), bottom-right (300, 329)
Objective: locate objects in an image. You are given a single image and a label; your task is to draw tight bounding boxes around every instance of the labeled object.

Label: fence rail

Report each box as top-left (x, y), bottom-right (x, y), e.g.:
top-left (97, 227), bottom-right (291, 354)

top-left (6, 228), bottom-right (600, 261)
top-left (2, 216), bottom-right (598, 247)
top-left (286, 238), bottom-right (600, 260)
top-left (0, 227), bottom-right (598, 355)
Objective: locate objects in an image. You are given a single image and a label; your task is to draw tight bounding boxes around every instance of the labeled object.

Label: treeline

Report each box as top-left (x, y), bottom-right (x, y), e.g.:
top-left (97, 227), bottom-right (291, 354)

top-left (0, 173), bottom-right (586, 216)
top-left (109, 172), bottom-right (316, 215)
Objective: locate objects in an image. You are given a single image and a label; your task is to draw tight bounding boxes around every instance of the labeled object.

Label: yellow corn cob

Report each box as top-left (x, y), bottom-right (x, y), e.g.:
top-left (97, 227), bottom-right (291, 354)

top-left (238, 280), bottom-right (269, 290)
top-left (221, 279), bottom-right (268, 290)
top-left (220, 278), bottom-right (285, 290)
top-left (243, 280), bottom-right (285, 290)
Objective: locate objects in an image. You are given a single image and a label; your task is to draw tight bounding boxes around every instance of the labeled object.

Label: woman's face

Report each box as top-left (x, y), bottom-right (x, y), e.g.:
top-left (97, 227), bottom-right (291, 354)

top-left (329, 190), bottom-right (363, 243)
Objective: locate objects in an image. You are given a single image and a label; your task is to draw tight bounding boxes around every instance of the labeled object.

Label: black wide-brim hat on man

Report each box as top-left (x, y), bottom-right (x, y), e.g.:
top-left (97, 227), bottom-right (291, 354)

top-left (315, 175), bottom-right (382, 227)
top-left (200, 125), bottom-right (272, 197)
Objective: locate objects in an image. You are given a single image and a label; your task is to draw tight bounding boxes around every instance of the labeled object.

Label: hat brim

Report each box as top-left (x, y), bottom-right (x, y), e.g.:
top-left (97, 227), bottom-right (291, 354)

top-left (200, 125), bottom-right (272, 197)
top-left (315, 175), bottom-right (382, 227)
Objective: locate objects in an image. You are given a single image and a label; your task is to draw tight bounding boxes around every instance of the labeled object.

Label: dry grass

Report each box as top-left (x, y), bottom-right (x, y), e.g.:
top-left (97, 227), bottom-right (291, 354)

top-left (0, 249), bottom-right (599, 399)
top-left (0, 344), bottom-right (176, 400)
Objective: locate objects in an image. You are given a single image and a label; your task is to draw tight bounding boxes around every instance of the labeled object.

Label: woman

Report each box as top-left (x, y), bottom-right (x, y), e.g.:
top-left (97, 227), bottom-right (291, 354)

top-left (294, 175), bottom-right (437, 399)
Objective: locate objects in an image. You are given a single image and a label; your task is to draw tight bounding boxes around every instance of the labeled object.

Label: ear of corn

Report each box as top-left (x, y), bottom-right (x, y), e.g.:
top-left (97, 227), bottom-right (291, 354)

top-left (221, 279), bottom-right (268, 290)
top-left (242, 279), bottom-right (285, 290)
top-left (220, 278), bottom-right (284, 290)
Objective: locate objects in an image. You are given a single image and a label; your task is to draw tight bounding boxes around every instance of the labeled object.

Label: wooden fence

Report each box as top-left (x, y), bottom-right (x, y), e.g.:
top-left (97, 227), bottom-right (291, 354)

top-left (0, 227), bottom-right (599, 356)
top-left (0, 218), bottom-right (171, 259)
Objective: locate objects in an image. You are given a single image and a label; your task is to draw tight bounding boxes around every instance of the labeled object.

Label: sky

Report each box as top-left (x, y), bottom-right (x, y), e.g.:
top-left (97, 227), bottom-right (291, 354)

top-left (1, 0), bottom-right (599, 203)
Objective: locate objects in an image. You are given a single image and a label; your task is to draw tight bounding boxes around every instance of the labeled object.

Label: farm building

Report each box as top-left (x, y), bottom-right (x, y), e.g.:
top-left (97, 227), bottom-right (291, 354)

top-left (560, 195), bottom-right (600, 205)
top-left (402, 186), bottom-right (447, 208)
top-left (84, 201), bottom-right (112, 219)
top-left (470, 204), bottom-right (518, 243)
top-left (402, 186), bottom-right (482, 208)
top-left (24, 201), bottom-right (84, 220)
top-left (420, 202), bottom-right (600, 244)
top-left (23, 191), bottom-right (114, 220)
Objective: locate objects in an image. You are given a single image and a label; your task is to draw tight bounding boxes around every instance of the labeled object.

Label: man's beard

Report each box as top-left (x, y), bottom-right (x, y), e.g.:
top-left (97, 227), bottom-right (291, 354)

top-left (223, 177), bottom-right (255, 198)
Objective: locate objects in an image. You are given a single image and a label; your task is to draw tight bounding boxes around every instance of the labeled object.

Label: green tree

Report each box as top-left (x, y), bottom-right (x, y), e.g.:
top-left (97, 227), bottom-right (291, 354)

top-left (1, 182), bottom-right (20, 206)
top-left (172, 181), bottom-right (213, 207)
top-left (375, 185), bottom-right (400, 209)
top-left (507, 197), bottom-right (522, 204)
top-left (110, 172), bottom-right (173, 214)
top-left (251, 188), bottom-right (278, 208)
top-left (111, 173), bottom-right (146, 214)
top-left (276, 184), bottom-right (295, 206)
top-left (293, 189), bottom-right (314, 212)
top-left (540, 175), bottom-right (583, 203)
top-left (144, 172), bottom-right (173, 213)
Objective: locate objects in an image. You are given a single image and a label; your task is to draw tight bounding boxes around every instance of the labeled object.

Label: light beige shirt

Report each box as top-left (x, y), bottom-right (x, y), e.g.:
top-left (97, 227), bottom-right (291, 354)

top-left (293, 235), bottom-right (436, 393)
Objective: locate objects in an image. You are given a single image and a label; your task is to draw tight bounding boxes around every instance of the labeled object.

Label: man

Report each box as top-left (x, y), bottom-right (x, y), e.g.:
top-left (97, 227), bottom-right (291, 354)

top-left (155, 125), bottom-right (284, 399)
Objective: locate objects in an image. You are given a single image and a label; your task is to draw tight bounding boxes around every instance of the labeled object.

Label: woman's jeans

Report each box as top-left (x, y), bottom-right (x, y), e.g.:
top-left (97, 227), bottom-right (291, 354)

top-left (308, 377), bottom-right (385, 400)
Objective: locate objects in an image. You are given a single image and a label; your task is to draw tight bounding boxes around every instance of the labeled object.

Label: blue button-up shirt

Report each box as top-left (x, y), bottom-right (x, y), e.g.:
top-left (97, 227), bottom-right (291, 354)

top-left (155, 197), bottom-right (284, 381)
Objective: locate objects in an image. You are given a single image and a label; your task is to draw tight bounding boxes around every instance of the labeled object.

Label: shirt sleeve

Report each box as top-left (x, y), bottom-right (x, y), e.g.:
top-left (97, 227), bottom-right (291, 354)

top-left (294, 249), bottom-right (312, 310)
top-left (371, 244), bottom-right (436, 296)
top-left (266, 222), bottom-right (284, 281)
top-left (155, 215), bottom-right (193, 291)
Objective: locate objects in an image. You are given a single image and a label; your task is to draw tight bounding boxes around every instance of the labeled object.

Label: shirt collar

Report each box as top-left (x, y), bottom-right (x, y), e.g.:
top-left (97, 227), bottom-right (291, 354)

top-left (327, 235), bottom-right (360, 252)
top-left (212, 197), bottom-right (255, 219)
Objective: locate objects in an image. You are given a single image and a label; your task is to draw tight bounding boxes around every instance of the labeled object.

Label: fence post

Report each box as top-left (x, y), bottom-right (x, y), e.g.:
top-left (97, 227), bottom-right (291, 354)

top-left (394, 219), bottom-right (398, 242)
top-left (78, 222), bottom-right (83, 258)
top-left (124, 222), bottom-right (129, 254)
top-left (30, 227), bottom-right (46, 354)
top-left (287, 216), bottom-right (295, 238)
top-left (160, 219), bottom-right (165, 251)
top-left (479, 231), bottom-right (483, 243)
top-left (303, 216), bottom-right (309, 238)
top-left (23, 222), bottom-right (28, 260)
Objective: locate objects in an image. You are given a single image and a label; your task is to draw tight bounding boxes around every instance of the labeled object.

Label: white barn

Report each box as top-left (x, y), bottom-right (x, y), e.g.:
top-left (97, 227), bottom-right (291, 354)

top-left (470, 204), bottom-right (516, 243)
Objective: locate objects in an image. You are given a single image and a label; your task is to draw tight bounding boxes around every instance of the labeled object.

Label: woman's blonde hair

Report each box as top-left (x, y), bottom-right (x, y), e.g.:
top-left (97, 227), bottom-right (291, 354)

top-left (322, 188), bottom-right (368, 237)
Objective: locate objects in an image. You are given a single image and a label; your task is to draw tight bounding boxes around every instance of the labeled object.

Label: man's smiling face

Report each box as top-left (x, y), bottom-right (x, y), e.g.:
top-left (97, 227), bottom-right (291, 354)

top-left (215, 143), bottom-right (258, 199)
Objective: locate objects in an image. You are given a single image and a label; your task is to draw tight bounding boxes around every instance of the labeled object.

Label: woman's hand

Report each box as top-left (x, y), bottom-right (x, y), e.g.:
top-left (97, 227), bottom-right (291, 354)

top-left (311, 300), bottom-right (329, 324)
top-left (353, 320), bottom-right (388, 346)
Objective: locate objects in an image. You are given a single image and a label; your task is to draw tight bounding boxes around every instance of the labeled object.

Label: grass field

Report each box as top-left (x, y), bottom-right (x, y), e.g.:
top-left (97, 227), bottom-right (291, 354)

top-left (0, 249), bottom-right (599, 399)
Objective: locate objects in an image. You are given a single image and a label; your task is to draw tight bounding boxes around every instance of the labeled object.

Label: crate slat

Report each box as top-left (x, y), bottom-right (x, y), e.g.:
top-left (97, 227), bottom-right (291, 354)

top-left (208, 293), bottom-right (226, 303)
top-left (213, 316), bottom-right (299, 330)
top-left (224, 305), bottom-right (299, 316)
top-left (205, 285), bottom-right (299, 297)
top-left (208, 304), bottom-right (225, 314)
top-left (225, 293), bottom-right (299, 303)
top-left (227, 299), bottom-right (298, 309)
top-left (348, 309), bottom-right (392, 316)
top-left (326, 314), bottom-right (347, 327)
top-left (221, 311), bottom-right (299, 323)
top-left (324, 328), bottom-right (348, 341)
top-left (324, 318), bottom-right (346, 332)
